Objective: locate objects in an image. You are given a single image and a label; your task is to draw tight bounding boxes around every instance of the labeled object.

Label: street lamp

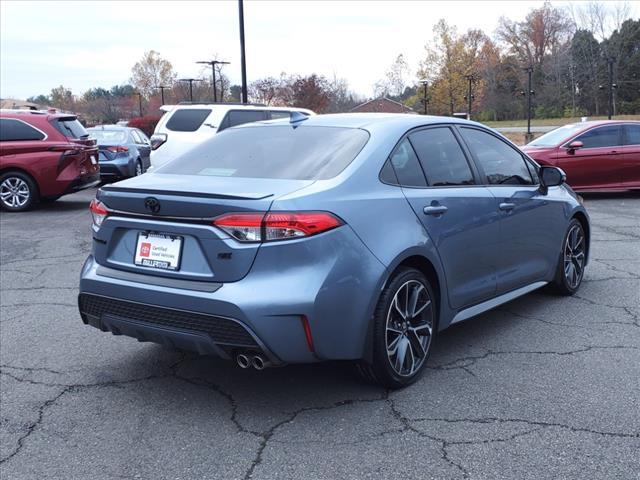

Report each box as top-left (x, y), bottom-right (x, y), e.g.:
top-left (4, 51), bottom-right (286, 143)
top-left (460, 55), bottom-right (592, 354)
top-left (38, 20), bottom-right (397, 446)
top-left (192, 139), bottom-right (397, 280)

top-left (521, 66), bottom-right (534, 139)
top-left (238, 0), bottom-right (248, 103)
top-left (464, 74), bottom-right (476, 120)
top-left (196, 60), bottom-right (230, 102)
top-left (134, 92), bottom-right (143, 117)
top-left (178, 78), bottom-right (204, 102)
top-left (420, 80), bottom-right (429, 115)
top-left (155, 85), bottom-right (170, 106)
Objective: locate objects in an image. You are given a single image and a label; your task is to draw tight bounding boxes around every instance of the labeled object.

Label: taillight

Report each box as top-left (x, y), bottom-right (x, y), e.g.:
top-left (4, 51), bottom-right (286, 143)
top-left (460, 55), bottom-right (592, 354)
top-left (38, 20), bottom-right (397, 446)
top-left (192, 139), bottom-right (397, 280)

top-left (150, 134), bottom-right (167, 150)
top-left (212, 211), bottom-right (342, 242)
top-left (89, 199), bottom-right (109, 228)
top-left (106, 145), bottom-right (129, 153)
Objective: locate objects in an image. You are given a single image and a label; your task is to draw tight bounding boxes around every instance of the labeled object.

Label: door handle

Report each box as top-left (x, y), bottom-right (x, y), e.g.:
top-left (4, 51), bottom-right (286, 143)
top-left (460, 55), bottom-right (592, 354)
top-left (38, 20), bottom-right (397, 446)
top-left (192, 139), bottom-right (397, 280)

top-left (499, 202), bottom-right (516, 211)
top-left (423, 205), bottom-right (448, 216)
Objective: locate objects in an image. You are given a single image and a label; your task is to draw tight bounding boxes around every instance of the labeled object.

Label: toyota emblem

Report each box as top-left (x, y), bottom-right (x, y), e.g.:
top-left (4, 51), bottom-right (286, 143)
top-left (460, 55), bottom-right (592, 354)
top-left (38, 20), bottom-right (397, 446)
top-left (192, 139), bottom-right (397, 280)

top-left (144, 197), bottom-right (161, 214)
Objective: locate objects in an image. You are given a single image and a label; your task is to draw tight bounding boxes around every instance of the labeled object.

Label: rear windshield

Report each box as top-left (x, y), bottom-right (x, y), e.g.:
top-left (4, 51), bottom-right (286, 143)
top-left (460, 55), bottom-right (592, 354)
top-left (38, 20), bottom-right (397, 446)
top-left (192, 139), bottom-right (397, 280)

top-left (88, 129), bottom-right (128, 144)
top-left (527, 124), bottom-right (586, 147)
top-left (53, 118), bottom-right (88, 139)
top-left (158, 125), bottom-right (370, 180)
top-left (165, 109), bottom-right (211, 132)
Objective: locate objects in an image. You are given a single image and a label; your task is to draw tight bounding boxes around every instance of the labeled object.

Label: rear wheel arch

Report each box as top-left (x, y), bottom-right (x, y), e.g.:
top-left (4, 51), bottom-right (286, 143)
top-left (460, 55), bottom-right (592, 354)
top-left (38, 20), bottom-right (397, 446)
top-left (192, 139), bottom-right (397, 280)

top-left (0, 167), bottom-right (41, 195)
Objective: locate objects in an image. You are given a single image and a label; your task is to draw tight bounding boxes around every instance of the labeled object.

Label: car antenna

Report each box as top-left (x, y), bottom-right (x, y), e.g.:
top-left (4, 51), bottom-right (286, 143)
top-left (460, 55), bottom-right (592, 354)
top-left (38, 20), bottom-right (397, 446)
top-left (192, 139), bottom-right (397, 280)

top-left (289, 111), bottom-right (308, 128)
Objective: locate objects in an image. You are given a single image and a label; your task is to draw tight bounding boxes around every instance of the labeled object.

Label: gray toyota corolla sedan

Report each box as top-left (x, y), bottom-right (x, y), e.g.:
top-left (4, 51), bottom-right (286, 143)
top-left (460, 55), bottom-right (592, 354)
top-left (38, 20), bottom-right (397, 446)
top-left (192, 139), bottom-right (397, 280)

top-left (79, 113), bottom-right (589, 388)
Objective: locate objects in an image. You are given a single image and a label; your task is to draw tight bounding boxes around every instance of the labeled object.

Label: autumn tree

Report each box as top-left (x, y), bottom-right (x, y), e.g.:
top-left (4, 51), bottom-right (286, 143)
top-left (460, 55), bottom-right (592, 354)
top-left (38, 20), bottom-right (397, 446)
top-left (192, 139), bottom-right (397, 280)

top-left (49, 85), bottom-right (76, 112)
top-left (290, 74), bottom-right (331, 112)
top-left (249, 74), bottom-right (290, 105)
top-left (130, 50), bottom-right (176, 98)
top-left (374, 54), bottom-right (410, 97)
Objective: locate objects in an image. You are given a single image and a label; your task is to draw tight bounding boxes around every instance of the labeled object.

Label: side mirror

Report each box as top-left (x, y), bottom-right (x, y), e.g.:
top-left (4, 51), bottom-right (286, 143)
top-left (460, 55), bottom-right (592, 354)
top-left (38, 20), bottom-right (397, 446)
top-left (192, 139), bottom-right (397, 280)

top-left (540, 166), bottom-right (566, 192)
top-left (566, 140), bottom-right (583, 152)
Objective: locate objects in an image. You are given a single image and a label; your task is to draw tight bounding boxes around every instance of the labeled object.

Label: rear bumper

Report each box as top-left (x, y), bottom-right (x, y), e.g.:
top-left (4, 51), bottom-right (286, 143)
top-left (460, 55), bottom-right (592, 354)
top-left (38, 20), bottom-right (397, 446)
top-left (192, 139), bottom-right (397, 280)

top-left (78, 227), bottom-right (387, 364)
top-left (63, 172), bottom-right (101, 194)
top-left (99, 157), bottom-right (134, 179)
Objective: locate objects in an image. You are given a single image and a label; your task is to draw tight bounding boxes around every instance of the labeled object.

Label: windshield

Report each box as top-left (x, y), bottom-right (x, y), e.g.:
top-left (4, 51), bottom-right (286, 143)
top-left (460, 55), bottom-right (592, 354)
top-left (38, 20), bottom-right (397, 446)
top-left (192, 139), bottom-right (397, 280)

top-left (527, 124), bottom-right (586, 147)
top-left (158, 125), bottom-right (370, 180)
top-left (88, 129), bottom-right (128, 144)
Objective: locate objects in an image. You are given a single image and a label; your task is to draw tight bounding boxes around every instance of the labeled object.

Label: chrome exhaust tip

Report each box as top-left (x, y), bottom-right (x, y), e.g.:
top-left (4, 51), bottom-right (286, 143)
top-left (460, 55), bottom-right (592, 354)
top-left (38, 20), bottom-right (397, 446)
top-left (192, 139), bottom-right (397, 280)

top-left (252, 354), bottom-right (270, 370)
top-left (236, 353), bottom-right (251, 369)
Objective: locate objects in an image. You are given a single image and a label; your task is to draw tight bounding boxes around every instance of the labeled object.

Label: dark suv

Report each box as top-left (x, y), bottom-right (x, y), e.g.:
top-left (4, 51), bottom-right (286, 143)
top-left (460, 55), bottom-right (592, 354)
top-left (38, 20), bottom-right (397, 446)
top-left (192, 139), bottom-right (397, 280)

top-left (0, 109), bottom-right (100, 211)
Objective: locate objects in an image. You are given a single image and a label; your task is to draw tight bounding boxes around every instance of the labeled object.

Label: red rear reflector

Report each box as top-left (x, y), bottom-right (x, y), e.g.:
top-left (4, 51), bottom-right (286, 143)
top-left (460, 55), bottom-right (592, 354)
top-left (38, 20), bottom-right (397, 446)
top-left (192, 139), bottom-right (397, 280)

top-left (301, 315), bottom-right (315, 353)
top-left (212, 212), bottom-right (342, 242)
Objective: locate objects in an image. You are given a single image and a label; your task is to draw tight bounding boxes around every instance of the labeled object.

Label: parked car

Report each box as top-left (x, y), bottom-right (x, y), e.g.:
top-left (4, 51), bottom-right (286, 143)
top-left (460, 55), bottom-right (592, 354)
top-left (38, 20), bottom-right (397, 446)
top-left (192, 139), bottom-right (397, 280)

top-left (522, 120), bottom-right (640, 191)
top-left (0, 109), bottom-right (100, 211)
top-left (149, 103), bottom-right (315, 170)
top-left (87, 125), bottom-right (151, 180)
top-left (79, 114), bottom-right (589, 388)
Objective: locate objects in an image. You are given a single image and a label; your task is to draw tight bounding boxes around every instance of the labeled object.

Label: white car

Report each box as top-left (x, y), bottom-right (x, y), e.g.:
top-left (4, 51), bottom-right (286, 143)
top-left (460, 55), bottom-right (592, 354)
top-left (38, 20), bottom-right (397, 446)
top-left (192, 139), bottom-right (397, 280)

top-left (149, 103), bottom-right (315, 170)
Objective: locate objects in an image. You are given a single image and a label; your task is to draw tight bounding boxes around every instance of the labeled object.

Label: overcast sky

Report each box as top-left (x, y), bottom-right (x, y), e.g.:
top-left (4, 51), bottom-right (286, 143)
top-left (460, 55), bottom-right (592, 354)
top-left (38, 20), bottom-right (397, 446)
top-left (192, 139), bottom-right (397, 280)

top-left (1, 1), bottom-right (636, 100)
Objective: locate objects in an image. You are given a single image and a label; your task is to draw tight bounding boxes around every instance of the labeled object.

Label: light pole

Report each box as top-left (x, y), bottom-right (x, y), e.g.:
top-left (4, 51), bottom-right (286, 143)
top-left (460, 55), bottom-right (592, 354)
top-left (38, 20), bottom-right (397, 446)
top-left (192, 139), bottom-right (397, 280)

top-left (522, 66), bottom-right (534, 139)
top-left (420, 80), bottom-right (429, 115)
top-left (196, 60), bottom-right (230, 102)
top-left (464, 74), bottom-right (475, 120)
top-left (238, 0), bottom-right (248, 103)
top-left (178, 78), bottom-right (203, 102)
top-left (135, 92), bottom-right (143, 117)
top-left (607, 57), bottom-right (615, 119)
top-left (155, 85), bottom-right (170, 106)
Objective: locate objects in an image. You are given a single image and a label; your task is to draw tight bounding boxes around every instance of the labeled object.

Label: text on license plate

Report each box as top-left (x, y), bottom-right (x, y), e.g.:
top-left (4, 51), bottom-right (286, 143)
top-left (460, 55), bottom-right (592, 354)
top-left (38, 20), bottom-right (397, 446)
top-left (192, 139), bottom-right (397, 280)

top-left (134, 232), bottom-right (183, 271)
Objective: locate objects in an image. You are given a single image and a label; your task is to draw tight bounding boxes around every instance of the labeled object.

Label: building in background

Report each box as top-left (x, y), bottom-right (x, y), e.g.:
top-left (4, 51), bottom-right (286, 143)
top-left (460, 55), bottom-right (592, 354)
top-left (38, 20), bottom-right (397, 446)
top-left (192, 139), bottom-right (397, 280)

top-left (350, 97), bottom-right (414, 114)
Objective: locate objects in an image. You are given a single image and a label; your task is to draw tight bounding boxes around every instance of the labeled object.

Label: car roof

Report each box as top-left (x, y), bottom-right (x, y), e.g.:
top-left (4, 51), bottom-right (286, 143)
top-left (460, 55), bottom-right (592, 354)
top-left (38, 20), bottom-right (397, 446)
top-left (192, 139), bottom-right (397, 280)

top-left (159, 103), bottom-right (315, 115)
top-left (0, 109), bottom-right (77, 121)
top-left (559, 119), bottom-right (639, 129)
top-left (87, 125), bottom-right (131, 131)
top-left (235, 112), bottom-right (487, 132)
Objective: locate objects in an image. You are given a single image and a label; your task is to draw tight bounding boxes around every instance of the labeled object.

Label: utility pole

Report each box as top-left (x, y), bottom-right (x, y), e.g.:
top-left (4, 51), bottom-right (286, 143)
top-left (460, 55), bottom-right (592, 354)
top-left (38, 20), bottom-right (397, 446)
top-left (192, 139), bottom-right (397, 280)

top-left (178, 78), bottom-right (203, 102)
top-left (135, 92), bottom-right (143, 117)
top-left (238, 0), bottom-right (248, 103)
top-left (196, 60), bottom-right (230, 102)
top-left (420, 80), bottom-right (428, 115)
top-left (464, 74), bottom-right (475, 120)
top-left (155, 85), bottom-right (169, 106)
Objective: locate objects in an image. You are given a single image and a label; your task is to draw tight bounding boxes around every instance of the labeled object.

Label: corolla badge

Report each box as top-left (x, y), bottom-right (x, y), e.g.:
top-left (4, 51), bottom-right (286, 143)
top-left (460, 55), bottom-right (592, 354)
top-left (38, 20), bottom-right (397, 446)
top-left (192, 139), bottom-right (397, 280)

top-left (144, 197), bottom-right (161, 214)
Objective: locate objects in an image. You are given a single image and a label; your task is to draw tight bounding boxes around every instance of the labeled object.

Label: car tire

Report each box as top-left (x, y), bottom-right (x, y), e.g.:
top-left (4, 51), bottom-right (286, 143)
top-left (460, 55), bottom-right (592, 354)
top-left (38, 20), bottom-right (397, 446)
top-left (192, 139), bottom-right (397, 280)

top-left (356, 267), bottom-right (437, 389)
top-left (551, 218), bottom-right (586, 295)
top-left (135, 160), bottom-right (143, 176)
top-left (0, 171), bottom-right (39, 212)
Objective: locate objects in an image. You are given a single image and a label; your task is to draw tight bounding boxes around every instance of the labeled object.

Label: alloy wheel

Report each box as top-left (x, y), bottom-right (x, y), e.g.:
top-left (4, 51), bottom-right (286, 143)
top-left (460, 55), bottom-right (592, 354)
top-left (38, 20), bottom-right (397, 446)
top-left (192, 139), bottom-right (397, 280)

top-left (386, 280), bottom-right (434, 377)
top-left (564, 224), bottom-right (585, 289)
top-left (0, 177), bottom-right (30, 208)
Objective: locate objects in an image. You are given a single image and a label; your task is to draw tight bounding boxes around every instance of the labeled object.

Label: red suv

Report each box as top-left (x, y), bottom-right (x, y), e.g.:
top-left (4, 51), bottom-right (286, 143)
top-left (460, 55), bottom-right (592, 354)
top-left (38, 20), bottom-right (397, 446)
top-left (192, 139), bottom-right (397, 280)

top-left (0, 110), bottom-right (100, 211)
top-left (522, 120), bottom-right (640, 192)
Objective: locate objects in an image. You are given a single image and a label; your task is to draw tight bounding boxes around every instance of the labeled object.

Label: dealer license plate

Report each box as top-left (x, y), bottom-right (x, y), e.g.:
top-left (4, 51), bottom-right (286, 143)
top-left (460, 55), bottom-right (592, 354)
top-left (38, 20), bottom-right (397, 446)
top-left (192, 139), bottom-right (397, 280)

top-left (134, 232), bottom-right (183, 271)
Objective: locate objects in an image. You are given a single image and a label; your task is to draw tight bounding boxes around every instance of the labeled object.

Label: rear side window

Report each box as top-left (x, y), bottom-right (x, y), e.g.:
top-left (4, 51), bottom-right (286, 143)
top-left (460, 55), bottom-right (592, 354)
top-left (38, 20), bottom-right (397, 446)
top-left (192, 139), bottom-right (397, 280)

top-left (623, 124), bottom-right (640, 145)
top-left (0, 118), bottom-right (46, 141)
top-left (385, 138), bottom-right (427, 187)
top-left (218, 110), bottom-right (267, 132)
top-left (269, 111), bottom-right (291, 120)
top-left (460, 128), bottom-right (533, 185)
top-left (159, 125), bottom-right (369, 180)
top-left (53, 118), bottom-right (88, 139)
top-left (573, 125), bottom-right (622, 148)
top-left (409, 127), bottom-right (474, 186)
top-left (165, 109), bottom-right (211, 132)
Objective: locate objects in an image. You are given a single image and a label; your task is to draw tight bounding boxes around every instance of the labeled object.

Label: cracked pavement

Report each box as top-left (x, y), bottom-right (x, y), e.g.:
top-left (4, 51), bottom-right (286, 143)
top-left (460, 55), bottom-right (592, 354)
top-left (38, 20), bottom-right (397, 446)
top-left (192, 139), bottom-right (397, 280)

top-left (1, 189), bottom-right (639, 480)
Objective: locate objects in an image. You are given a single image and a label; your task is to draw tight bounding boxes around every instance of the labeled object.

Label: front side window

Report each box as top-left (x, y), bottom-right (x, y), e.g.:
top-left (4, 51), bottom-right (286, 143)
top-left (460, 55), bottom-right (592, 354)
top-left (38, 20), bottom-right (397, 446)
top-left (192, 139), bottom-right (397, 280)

top-left (385, 138), bottom-right (427, 187)
top-left (165, 109), bottom-right (211, 132)
top-left (623, 124), bottom-right (640, 146)
top-left (573, 125), bottom-right (622, 149)
top-left (0, 118), bottom-right (46, 141)
top-left (409, 127), bottom-right (474, 186)
top-left (159, 125), bottom-right (369, 180)
top-left (460, 128), bottom-right (533, 185)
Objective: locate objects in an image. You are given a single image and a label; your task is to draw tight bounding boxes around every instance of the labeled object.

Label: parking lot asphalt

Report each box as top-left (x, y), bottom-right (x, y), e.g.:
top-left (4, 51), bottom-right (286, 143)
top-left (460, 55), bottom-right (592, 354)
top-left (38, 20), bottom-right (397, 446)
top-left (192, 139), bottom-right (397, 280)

top-left (1, 188), bottom-right (639, 480)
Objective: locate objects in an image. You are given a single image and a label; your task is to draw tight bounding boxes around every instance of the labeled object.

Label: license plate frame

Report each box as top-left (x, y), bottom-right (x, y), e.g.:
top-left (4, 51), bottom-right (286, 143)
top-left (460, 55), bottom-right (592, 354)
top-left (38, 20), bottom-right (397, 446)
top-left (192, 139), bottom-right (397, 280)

top-left (134, 232), bottom-right (183, 271)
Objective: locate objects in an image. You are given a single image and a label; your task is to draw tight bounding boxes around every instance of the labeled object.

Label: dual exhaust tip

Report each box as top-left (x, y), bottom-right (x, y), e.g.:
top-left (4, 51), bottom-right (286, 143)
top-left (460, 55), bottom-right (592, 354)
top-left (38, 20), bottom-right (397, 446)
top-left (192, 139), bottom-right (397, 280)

top-left (236, 352), bottom-right (270, 370)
